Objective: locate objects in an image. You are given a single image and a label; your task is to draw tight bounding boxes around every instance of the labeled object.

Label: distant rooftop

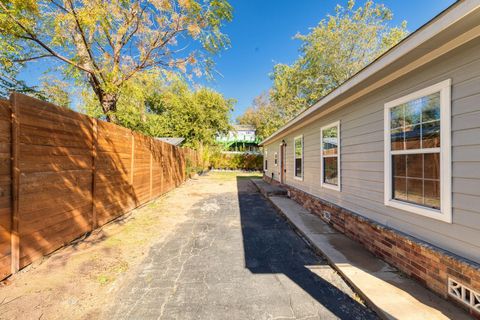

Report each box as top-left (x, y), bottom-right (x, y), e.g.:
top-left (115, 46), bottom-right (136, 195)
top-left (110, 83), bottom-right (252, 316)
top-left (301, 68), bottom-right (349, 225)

top-left (155, 137), bottom-right (185, 146)
top-left (233, 125), bottom-right (255, 131)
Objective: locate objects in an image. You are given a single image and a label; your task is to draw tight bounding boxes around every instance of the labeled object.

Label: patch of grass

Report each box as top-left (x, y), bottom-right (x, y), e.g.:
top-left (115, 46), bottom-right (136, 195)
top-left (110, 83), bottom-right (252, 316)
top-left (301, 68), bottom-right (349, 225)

top-left (208, 171), bottom-right (262, 181)
top-left (147, 201), bottom-right (159, 208)
top-left (103, 237), bottom-right (123, 248)
top-left (97, 274), bottom-right (114, 285)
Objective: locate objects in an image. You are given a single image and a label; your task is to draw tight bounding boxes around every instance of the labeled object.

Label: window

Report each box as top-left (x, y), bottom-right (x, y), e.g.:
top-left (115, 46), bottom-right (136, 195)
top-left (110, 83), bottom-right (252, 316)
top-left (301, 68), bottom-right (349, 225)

top-left (294, 136), bottom-right (303, 180)
top-left (274, 152), bottom-right (278, 166)
top-left (321, 121), bottom-right (341, 191)
top-left (384, 79), bottom-right (451, 222)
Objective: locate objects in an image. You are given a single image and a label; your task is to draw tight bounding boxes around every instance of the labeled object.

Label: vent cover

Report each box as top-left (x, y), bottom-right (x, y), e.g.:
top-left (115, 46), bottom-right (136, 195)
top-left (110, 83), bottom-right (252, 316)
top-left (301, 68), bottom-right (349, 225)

top-left (322, 211), bottom-right (331, 222)
top-left (448, 278), bottom-right (480, 313)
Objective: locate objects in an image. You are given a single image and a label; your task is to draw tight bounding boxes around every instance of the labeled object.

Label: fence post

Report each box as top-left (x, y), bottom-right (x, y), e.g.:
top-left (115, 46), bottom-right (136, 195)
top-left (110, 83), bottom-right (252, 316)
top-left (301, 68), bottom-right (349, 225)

top-left (91, 118), bottom-right (98, 230)
top-left (9, 93), bottom-right (19, 273)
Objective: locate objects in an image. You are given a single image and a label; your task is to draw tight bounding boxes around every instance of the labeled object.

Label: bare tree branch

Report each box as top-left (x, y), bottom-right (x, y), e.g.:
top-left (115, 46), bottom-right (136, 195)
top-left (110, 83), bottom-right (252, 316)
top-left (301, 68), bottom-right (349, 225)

top-left (0, 1), bottom-right (95, 74)
top-left (65, 0), bottom-right (105, 82)
top-left (14, 54), bottom-right (54, 63)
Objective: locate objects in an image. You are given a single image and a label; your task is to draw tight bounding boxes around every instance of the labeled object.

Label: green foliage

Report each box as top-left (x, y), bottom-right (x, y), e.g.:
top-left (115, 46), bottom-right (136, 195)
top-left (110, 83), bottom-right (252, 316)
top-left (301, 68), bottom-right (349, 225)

top-left (82, 75), bottom-right (234, 148)
top-left (207, 145), bottom-right (263, 171)
top-left (147, 79), bottom-right (235, 147)
top-left (210, 151), bottom-right (263, 171)
top-left (40, 76), bottom-right (71, 108)
top-left (269, 0), bottom-right (408, 121)
top-left (0, 0), bottom-right (233, 120)
top-left (185, 157), bottom-right (204, 177)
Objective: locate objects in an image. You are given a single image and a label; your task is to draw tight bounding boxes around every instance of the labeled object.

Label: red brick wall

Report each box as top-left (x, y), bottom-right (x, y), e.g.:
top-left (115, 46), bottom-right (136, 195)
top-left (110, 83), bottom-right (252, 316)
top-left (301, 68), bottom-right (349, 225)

top-left (264, 175), bottom-right (480, 317)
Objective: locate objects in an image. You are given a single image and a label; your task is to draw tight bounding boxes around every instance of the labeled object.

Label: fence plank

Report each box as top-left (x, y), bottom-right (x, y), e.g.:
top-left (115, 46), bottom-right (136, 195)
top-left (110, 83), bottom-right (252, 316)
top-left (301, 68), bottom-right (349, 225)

top-left (13, 94), bottom-right (93, 269)
top-left (1, 92), bottom-right (202, 279)
top-left (0, 99), bottom-right (12, 278)
top-left (91, 118), bottom-right (98, 230)
top-left (10, 95), bottom-right (19, 273)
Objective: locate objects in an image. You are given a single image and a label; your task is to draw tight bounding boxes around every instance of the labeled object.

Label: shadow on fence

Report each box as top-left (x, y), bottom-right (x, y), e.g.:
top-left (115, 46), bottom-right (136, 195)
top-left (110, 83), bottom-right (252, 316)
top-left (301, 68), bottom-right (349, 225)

top-left (0, 93), bottom-right (203, 280)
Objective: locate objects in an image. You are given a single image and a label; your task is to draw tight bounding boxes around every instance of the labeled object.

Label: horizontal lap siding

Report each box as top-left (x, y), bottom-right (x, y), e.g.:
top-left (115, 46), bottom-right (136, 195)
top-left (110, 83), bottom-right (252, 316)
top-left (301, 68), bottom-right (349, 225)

top-left (0, 100), bottom-right (11, 279)
top-left (14, 94), bottom-right (93, 268)
top-left (265, 38), bottom-right (480, 263)
top-left (264, 142), bottom-right (282, 181)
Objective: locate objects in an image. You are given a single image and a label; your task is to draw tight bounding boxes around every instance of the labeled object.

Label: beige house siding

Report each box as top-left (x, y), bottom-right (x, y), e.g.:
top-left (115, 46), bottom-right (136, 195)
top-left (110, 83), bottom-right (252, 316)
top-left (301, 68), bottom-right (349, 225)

top-left (264, 142), bottom-right (281, 181)
top-left (264, 38), bottom-right (480, 264)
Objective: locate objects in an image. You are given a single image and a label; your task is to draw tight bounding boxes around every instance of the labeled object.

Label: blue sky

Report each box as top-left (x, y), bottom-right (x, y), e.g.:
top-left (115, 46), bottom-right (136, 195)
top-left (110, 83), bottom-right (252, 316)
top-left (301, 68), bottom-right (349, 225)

top-left (207, 0), bottom-right (457, 120)
top-left (18, 0), bottom-right (456, 120)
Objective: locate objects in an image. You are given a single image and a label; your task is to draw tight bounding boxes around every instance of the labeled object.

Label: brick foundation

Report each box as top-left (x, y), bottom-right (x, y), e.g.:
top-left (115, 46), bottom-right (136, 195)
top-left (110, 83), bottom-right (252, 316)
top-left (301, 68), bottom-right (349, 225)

top-left (263, 175), bottom-right (480, 317)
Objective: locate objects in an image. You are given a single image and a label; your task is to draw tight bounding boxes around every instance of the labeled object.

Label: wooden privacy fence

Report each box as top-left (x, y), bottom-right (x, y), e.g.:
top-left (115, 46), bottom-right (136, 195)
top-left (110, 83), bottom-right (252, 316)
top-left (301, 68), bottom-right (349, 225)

top-left (0, 93), bottom-right (203, 279)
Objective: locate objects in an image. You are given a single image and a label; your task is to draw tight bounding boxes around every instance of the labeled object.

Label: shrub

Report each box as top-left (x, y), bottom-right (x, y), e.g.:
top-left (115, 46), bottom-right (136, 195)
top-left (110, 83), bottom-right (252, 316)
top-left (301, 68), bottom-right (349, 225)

top-left (210, 152), bottom-right (263, 171)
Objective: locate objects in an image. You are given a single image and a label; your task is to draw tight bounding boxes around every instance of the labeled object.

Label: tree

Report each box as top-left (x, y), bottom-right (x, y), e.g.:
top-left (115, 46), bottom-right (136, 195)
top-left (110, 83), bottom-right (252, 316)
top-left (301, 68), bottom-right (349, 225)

top-left (83, 76), bottom-right (234, 147)
top-left (0, 0), bottom-right (233, 122)
top-left (146, 79), bottom-right (235, 147)
top-left (271, 0), bottom-right (407, 116)
top-left (40, 77), bottom-right (71, 108)
top-left (236, 91), bottom-right (284, 141)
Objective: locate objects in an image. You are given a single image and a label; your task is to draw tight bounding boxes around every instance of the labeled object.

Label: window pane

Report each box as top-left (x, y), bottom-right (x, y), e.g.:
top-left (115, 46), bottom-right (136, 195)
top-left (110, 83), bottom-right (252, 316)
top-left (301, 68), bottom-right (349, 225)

top-left (392, 155), bottom-right (406, 177)
top-left (405, 124), bottom-right (421, 149)
top-left (422, 93), bottom-right (440, 122)
top-left (295, 158), bottom-right (302, 177)
top-left (393, 177), bottom-right (407, 201)
top-left (390, 105), bottom-right (404, 129)
top-left (391, 128), bottom-right (404, 150)
top-left (295, 138), bottom-right (302, 158)
top-left (407, 178), bottom-right (423, 205)
top-left (322, 126), bottom-right (338, 156)
top-left (406, 154), bottom-right (423, 178)
top-left (323, 157), bottom-right (338, 185)
top-left (424, 180), bottom-right (440, 209)
top-left (388, 90), bottom-right (443, 211)
top-left (405, 100), bottom-right (422, 126)
top-left (422, 120), bottom-right (440, 148)
top-left (424, 153), bottom-right (440, 180)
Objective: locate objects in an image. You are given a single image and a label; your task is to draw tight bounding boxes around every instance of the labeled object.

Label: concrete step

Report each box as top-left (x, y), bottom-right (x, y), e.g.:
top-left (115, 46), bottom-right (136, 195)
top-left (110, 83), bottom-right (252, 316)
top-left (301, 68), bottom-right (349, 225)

top-left (251, 178), bottom-right (288, 197)
top-left (253, 185), bottom-right (470, 320)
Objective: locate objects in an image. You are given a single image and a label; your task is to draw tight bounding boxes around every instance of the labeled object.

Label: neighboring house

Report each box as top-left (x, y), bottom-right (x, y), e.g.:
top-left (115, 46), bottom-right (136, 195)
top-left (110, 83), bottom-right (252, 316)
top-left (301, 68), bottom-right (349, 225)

top-left (217, 125), bottom-right (260, 153)
top-left (261, 1), bottom-right (480, 315)
top-left (155, 137), bottom-right (185, 146)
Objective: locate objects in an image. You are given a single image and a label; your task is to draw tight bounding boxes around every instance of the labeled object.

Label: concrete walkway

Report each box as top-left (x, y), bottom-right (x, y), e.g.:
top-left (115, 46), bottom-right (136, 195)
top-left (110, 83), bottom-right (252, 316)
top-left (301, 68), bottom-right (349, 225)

top-left (251, 179), bottom-right (470, 320)
top-left (109, 173), bottom-right (377, 319)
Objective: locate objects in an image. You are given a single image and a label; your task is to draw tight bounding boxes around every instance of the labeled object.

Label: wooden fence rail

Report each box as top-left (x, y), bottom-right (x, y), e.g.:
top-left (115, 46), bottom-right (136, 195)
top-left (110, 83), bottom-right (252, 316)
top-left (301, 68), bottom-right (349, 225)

top-left (0, 93), bottom-right (203, 279)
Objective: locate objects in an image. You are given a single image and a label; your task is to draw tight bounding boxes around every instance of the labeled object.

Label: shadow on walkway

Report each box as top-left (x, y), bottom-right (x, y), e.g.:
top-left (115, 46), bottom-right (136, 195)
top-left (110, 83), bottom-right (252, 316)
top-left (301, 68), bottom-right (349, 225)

top-left (236, 176), bottom-right (377, 319)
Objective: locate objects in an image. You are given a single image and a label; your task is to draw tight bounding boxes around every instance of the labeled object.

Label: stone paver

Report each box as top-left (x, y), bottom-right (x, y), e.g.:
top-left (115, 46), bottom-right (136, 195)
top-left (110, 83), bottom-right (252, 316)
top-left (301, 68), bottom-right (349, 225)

top-left (109, 174), bottom-right (377, 319)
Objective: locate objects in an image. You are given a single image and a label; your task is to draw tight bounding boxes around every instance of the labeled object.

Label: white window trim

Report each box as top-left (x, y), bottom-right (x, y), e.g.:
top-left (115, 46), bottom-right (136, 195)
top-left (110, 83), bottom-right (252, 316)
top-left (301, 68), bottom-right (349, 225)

top-left (384, 79), bottom-right (452, 223)
top-left (320, 121), bottom-right (341, 191)
top-left (293, 135), bottom-right (303, 181)
top-left (278, 144), bottom-right (282, 178)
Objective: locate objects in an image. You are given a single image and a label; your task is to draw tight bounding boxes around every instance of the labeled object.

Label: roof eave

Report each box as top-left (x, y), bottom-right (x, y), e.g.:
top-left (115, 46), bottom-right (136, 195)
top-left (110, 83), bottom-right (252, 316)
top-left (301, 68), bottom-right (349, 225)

top-left (260, 0), bottom-right (478, 146)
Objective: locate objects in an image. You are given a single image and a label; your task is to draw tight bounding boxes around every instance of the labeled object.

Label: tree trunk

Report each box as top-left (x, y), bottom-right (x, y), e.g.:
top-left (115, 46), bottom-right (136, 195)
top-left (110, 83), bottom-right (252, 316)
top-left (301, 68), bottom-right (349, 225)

top-left (100, 92), bottom-right (119, 123)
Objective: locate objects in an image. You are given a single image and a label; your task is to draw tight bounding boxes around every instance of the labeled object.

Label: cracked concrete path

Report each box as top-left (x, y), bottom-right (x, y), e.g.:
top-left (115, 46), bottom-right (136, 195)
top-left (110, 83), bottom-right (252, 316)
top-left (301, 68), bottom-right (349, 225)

top-left (109, 172), bottom-right (377, 320)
